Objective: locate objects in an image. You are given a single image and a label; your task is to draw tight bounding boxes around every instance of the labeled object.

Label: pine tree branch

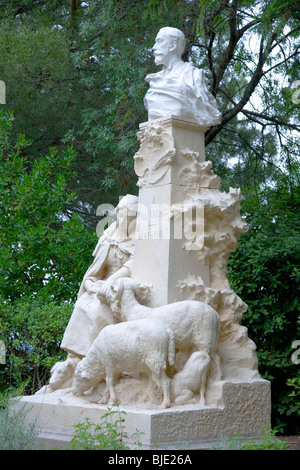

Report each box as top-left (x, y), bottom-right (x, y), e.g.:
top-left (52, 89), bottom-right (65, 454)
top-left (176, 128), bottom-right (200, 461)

top-left (242, 110), bottom-right (300, 132)
top-left (205, 20), bottom-right (288, 145)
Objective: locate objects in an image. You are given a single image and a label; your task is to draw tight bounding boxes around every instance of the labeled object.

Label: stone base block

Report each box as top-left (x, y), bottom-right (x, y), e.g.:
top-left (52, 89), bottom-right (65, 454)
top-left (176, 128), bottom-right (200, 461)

top-left (16, 379), bottom-right (271, 450)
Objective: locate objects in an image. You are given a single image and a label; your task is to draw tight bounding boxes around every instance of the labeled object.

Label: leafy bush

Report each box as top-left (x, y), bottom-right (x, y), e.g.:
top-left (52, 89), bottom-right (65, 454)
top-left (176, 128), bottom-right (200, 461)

top-left (211, 427), bottom-right (289, 450)
top-left (0, 297), bottom-right (72, 394)
top-left (0, 110), bottom-right (97, 303)
top-left (66, 407), bottom-right (143, 450)
top-left (0, 392), bottom-right (40, 450)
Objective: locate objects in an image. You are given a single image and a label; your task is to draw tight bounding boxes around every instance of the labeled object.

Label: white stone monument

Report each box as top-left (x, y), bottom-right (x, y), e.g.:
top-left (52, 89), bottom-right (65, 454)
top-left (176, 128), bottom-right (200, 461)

top-left (17, 27), bottom-right (271, 450)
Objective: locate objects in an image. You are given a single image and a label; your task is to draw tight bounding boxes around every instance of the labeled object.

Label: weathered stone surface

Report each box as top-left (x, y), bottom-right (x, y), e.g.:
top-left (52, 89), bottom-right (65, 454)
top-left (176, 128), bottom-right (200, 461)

top-left (18, 379), bottom-right (271, 449)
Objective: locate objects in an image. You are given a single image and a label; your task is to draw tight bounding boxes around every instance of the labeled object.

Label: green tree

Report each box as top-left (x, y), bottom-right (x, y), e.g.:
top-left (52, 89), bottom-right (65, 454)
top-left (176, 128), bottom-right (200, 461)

top-left (228, 158), bottom-right (300, 433)
top-left (0, 298), bottom-right (72, 393)
top-left (0, 110), bottom-right (96, 302)
top-left (0, 9), bottom-right (81, 155)
top-left (0, 110), bottom-right (96, 393)
top-left (0, 1), bottom-right (90, 218)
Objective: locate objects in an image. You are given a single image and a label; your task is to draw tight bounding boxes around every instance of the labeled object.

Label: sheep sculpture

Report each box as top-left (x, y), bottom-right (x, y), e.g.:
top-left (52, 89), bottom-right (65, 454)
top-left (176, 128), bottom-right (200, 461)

top-left (102, 277), bottom-right (222, 381)
top-left (72, 318), bottom-right (175, 409)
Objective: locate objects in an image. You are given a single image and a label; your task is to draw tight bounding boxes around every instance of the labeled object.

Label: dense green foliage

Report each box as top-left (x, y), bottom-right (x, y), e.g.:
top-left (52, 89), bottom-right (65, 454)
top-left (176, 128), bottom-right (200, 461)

top-left (0, 111), bottom-right (96, 393)
top-left (0, 0), bottom-right (299, 434)
top-left (0, 297), bottom-right (72, 393)
top-left (0, 111), bottom-right (97, 302)
top-left (228, 162), bottom-right (300, 433)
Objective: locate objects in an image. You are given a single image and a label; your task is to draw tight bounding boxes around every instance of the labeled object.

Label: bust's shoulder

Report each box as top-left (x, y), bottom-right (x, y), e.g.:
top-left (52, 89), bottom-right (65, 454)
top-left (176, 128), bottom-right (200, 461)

top-left (145, 70), bottom-right (164, 83)
top-left (183, 61), bottom-right (204, 76)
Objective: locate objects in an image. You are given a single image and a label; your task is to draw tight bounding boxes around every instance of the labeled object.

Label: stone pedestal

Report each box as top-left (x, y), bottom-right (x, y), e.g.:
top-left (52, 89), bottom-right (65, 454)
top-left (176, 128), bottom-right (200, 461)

top-left (17, 379), bottom-right (271, 450)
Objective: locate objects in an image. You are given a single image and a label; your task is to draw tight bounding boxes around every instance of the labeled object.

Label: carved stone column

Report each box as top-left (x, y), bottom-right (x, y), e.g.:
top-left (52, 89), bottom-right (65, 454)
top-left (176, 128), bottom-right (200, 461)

top-left (131, 117), bottom-right (213, 306)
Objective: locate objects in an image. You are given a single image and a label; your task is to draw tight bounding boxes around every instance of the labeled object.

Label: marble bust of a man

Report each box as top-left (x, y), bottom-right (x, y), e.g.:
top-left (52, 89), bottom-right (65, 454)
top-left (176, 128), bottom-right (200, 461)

top-left (144, 27), bottom-right (222, 128)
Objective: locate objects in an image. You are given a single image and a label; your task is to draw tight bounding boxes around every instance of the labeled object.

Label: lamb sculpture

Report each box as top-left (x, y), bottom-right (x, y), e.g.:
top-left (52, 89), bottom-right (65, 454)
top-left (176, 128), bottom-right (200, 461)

top-left (101, 277), bottom-right (222, 381)
top-left (35, 355), bottom-right (80, 395)
top-left (171, 351), bottom-right (210, 406)
top-left (72, 318), bottom-right (175, 409)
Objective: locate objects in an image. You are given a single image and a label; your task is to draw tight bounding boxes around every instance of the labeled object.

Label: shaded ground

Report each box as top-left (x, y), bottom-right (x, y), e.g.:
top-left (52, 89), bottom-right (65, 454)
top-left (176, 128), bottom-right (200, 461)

top-left (282, 436), bottom-right (300, 450)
